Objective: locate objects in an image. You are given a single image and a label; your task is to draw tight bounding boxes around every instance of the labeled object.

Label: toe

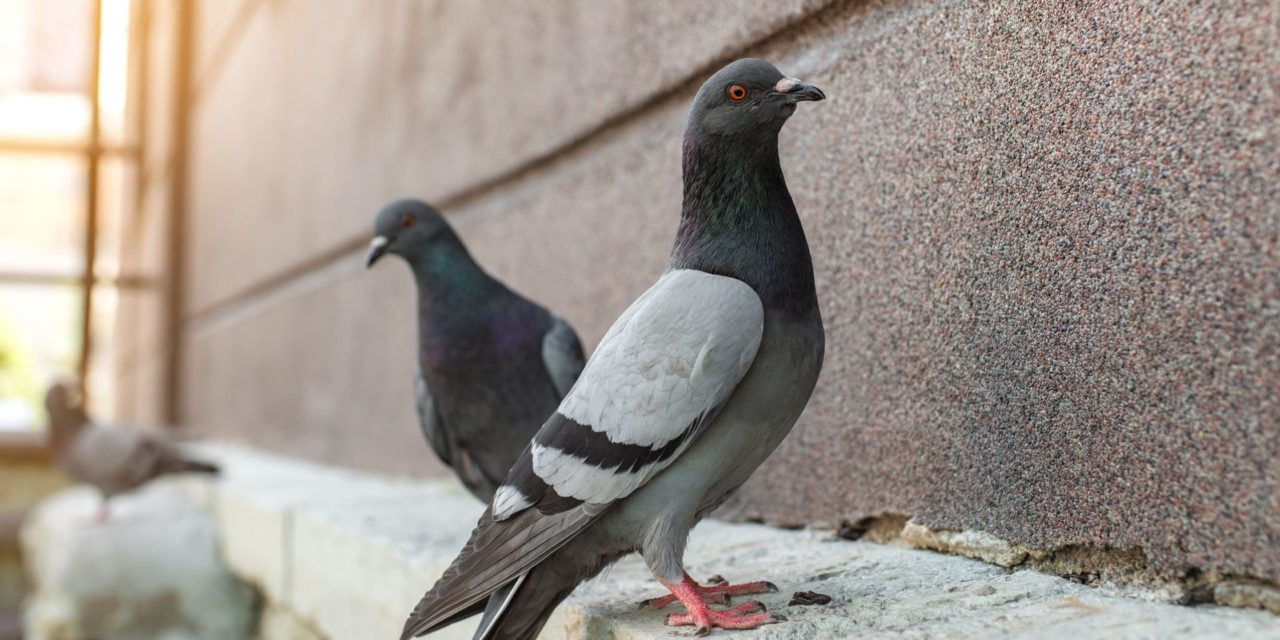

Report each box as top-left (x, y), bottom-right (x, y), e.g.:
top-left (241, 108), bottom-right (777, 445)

top-left (640, 594), bottom-right (676, 609)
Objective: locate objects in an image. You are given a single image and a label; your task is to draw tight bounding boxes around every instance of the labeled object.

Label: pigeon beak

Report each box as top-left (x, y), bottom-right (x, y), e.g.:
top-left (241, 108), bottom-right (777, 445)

top-left (366, 236), bottom-right (389, 268)
top-left (775, 77), bottom-right (826, 102)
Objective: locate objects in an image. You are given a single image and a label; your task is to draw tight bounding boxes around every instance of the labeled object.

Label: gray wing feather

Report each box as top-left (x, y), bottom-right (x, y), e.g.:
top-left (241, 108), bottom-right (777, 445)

top-left (417, 371), bottom-right (502, 500)
top-left (401, 502), bottom-right (607, 639)
top-left (540, 315), bottom-right (586, 398)
top-left (414, 371), bottom-right (452, 465)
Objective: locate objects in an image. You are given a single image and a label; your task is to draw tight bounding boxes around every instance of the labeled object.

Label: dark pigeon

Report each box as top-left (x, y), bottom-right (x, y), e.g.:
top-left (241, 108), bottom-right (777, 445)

top-left (400, 58), bottom-right (826, 640)
top-left (366, 200), bottom-right (586, 502)
top-left (44, 382), bottom-right (219, 520)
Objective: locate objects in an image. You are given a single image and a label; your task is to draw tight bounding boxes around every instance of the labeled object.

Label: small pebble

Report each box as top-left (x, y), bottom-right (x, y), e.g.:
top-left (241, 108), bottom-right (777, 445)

top-left (789, 590), bottom-right (834, 606)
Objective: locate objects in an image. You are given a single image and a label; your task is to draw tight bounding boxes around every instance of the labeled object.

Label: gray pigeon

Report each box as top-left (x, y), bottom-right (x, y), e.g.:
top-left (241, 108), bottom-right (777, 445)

top-left (44, 382), bottom-right (219, 520)
top-left (401, 58), bottom-right (826, 639)
top-left (366, 200), bottom-right (586, 502)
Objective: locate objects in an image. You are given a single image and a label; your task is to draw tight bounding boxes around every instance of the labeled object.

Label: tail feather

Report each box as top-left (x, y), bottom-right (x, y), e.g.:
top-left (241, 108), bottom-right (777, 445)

top-left (165, 457), bottom-right (220, 475)
top-left (143, 439), bottom-right (220, 478)
top-left (400, 504), bottom-right (602, 639)
top-left (471, 568), bottom-right (576, 640)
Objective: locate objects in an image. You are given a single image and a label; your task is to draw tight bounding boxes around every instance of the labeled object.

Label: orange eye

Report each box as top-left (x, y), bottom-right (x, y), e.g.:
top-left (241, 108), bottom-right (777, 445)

top-left (727, 83), bottom-right (747, 102)
top-left (402, 213), bottom-right (415, 229)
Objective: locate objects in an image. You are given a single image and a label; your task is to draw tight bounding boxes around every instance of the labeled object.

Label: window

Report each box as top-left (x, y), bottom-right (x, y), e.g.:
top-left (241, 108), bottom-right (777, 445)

top-left (0, 0), bottom-right (142, 428)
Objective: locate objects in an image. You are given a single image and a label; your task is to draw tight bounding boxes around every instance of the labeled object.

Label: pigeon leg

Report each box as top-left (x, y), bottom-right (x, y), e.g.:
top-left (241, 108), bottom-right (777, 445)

top-left (655, 574), bottom-right (782, 635)
top-left (640, 572), bottom-right (777, 609)
top-left (83, 501), bottom-right (110, 526)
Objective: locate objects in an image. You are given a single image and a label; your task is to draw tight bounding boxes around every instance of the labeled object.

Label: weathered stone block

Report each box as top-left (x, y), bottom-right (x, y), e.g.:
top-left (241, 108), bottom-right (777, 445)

top-left (21, 482), bottom-right (254, 640)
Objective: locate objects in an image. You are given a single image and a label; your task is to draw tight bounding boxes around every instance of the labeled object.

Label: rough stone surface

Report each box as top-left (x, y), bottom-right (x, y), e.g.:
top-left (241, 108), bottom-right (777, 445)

top-left (21, 482), bottom-right (255, 640)
top-left (901, 520), bottom-right (1032, 568)
top-left (563, 524), bottom-right (1280, 640)
top-left (167, 0), bottom-right (1280, 588)
top-left (191, 447), bottom-right (1280, 639)
top-left (182, 258), bottom-right (442, 477)
top-left (194, 445), bottom-right (480, 640)
top-left (1216, 581), bottom-right (1280, 616)
top-left (184, 0), bottom-right (833, 312)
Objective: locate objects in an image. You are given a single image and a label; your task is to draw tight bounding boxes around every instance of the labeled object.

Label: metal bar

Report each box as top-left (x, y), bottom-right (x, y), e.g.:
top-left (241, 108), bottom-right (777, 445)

top-left (0, 140), bottom-right (137, 157)
top-left (162, 0), bottom-right (194, 425)
top-left (0, 270), bottom-right (158, 289)
top-left (77, 0), bottom-right (106, 402)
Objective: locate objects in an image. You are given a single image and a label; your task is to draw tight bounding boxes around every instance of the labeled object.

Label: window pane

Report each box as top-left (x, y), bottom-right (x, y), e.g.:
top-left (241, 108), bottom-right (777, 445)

top-left (0, 153), bottom-right (87, 275)
top-left (98, 0), bottom-right (133, 147)
top-left (0, 0), bottom-right (94, 143)
top-left (85, 284), bottom-right (116, 419)
top-left (95, 156), bottom-right (136, 280)
top-left (0, 284), bottom-right (81, 430)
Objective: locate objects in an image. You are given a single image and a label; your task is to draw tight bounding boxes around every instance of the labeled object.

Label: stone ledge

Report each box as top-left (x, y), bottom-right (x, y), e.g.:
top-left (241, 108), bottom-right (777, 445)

top-left (190, 445), bottom-right (1280, 639)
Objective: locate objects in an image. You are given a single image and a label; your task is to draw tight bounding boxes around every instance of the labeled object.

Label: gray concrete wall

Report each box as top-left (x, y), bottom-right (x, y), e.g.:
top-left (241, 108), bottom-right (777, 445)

top-left (129, 0), bottom-right (1280, 586)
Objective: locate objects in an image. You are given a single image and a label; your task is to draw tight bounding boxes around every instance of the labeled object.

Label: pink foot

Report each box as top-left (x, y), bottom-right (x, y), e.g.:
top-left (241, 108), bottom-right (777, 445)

top-left (652, 574), bottom-right (784, 635)
top-left (82, 504), bottom-right (110, 526)
top-left (640, 573), bottom-right (778, 609)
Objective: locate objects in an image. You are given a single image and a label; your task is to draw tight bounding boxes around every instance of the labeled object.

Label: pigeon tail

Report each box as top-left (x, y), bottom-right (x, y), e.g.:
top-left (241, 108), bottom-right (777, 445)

top-left (468, 566), bottom-right (576, 640)
top-left (161, 457), bottom-right (220, 476)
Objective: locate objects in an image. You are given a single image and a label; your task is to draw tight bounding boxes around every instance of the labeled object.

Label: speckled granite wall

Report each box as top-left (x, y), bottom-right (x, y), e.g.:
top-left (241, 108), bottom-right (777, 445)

top-left (163, 0), bottom-right (1279, 585)
top-left (725, 0), bottom-right (1280, 586)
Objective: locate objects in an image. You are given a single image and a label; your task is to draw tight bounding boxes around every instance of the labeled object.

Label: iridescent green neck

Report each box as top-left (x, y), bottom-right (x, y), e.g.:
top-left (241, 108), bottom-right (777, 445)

top-left (670, 128), bottom-right (817, 317)
top-left (408, 235), bottom-right (500, 310)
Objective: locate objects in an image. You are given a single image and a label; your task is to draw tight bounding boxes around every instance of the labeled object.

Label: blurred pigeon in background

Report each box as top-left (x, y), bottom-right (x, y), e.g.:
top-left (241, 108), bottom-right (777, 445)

top-left (44, 382), bottom-right (219, 521)
top-left (367, 200), bottom-right (586, 502)
top-left (401, 58), bottom-right (826, 640)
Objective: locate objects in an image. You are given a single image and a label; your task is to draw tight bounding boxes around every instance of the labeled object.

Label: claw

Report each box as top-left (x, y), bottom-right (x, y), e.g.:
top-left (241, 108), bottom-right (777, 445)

top-left (666, 609), bottom-right (783, 631)
top-left (656, 574), bottom-right (785, 633)
top-left (641, 589), bottom-right (728, 609)
top-left (639, 573), bottom-right (778, 609)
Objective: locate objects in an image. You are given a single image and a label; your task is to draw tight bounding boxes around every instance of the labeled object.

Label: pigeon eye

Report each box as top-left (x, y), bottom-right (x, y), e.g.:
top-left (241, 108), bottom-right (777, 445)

top-left (402, 214), bottom-right (415, 229)
top-left (727, 83), bottom-right (747, 102)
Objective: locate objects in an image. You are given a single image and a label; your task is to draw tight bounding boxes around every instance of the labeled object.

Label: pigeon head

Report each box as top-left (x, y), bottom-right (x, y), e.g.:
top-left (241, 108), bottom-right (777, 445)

top-left (366, 199), bottom-right (454, 268)
top-left (686, 58), bottom-right (824, 142)
top-left (45, 381), bottom-right (88, 433)
top-left (672, 59), bottom-right (823, 318)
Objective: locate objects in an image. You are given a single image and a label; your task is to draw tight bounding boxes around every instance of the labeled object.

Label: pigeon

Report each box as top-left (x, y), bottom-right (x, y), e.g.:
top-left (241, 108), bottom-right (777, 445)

top-left (44, 382), bottom-right (219, 520)
top-left (401, 58), bottom-right (826, 640)
top-left (366, 200), bottom-right (587, 502)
